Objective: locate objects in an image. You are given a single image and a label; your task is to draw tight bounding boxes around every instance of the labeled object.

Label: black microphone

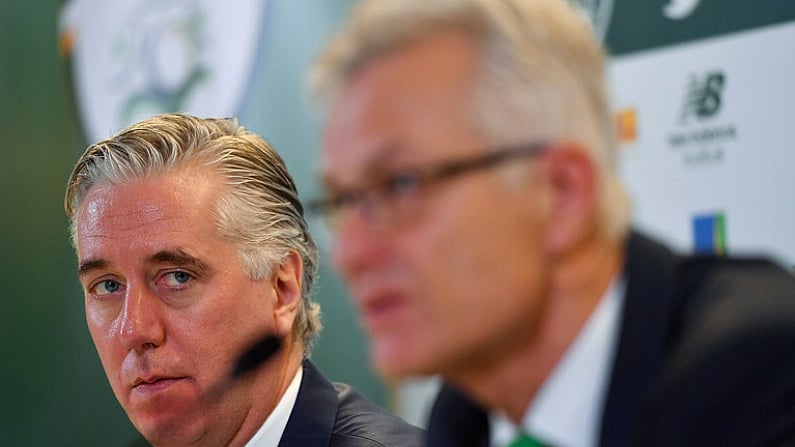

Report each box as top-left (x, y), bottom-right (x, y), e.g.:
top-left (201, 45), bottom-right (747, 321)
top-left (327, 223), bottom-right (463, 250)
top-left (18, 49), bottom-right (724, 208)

top-left (232, 334), bottom-right (282, 378)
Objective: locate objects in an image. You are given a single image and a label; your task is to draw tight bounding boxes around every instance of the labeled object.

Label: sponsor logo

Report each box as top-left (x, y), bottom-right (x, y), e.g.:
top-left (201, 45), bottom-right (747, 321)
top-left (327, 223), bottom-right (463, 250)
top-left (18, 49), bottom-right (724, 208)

top-left (59, 0), bottom-right (268, 142)
top-left (667, 70), bottom-right (737, 167)
top-left (571, 0), bottom-right (615, 42)
top-left (680, 71), bottom-right (724, 122)
top-left (692, 212), bottom-right (727, 255)
top-left (616, 107), bottom-right (638, 144)
top-left (663, 0), bottom-right (701, 21)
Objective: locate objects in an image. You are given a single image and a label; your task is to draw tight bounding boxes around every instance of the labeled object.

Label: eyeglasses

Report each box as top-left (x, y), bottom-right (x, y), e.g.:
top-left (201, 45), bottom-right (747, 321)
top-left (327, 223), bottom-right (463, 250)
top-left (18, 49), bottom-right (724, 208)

top-left (309, 142), bottom-right (550, 231)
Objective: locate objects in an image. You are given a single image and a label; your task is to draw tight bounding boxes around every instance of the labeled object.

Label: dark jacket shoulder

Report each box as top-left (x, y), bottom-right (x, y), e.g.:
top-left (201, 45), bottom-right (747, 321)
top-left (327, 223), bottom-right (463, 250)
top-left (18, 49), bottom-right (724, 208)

top-left (330, 382), bottom-right (425, 447)
top-left (426, 232), bottom-right (795, 447)
top-left (636, 254), bottom-right (795, 446)
top-left (280, 361), bottom-right (424, 447)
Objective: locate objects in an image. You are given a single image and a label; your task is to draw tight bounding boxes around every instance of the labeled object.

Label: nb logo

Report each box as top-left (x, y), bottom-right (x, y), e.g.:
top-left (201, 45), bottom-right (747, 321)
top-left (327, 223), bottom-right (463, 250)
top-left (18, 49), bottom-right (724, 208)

top-left (681, 72), bottom-right (725, 123)
top-left (663, 0), bottom-right (701, 20)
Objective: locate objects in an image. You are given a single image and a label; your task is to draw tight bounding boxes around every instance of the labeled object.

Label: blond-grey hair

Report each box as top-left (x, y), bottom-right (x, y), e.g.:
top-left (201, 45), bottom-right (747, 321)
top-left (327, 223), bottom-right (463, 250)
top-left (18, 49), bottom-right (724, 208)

top-left (64, 113), bottom-right (322, 353)
top-left (312, 0), bottom-right (630, 240)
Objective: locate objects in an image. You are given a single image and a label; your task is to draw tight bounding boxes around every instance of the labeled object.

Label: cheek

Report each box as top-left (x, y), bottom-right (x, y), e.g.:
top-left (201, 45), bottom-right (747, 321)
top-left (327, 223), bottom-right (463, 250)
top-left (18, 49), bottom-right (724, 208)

top-left (85, 298), bottom-right (121, 333)
top-left (406, 222), bottom-right (491, 338)
top-left (194, 282), bottom-right (274, 354)
top-left (86, 303), bottom-right (117, 355)
top-left (85, 316), bottom-right (128, 394)
top-left (416, 204), bottom-right (546, 328)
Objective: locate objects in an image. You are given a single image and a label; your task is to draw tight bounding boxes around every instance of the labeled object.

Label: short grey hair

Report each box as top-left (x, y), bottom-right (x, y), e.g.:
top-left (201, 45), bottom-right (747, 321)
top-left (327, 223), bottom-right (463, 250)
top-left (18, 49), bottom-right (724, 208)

top-left (65, 113), bottom-right (322, 353)
top-left (312, 0), bottom-right (630, 240)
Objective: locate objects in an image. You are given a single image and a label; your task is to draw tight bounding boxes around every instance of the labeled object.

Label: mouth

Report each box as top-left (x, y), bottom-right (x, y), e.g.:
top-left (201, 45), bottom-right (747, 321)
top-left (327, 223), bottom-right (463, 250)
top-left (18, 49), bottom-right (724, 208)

top-left (131, 376), bottom-right (188, 395)
top-left (357, 290), bottom-right (410, 334)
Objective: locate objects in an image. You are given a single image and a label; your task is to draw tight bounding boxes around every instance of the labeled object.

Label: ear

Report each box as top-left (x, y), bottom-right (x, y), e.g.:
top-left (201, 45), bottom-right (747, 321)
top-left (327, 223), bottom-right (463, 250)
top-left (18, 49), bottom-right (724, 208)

top-left (539, 142), bottom-right (598, 257)
top-left (271, 250), bottom-right (303, 339)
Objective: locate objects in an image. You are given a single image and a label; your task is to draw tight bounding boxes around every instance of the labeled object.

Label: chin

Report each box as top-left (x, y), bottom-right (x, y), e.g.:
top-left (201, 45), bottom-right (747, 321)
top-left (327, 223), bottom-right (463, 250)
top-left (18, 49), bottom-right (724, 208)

top-left (140, 427), bottom-right (200, 447)
top-left (371, 338), bottom-right (439, 380)
top-left (132, 413), bottom-right (201, 447)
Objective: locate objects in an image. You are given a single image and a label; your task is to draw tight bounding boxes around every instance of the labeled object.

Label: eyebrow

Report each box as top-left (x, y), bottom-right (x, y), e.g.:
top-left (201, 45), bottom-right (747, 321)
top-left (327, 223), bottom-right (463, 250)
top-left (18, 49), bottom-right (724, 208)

top-left (321, 144), bottom-right (403, 189)
top-left (149, 249), bottom-right (210, 273)
top-left (77, 249), bottom-right (210, 278)
top-left (78, 259), bottom-right (111, 277)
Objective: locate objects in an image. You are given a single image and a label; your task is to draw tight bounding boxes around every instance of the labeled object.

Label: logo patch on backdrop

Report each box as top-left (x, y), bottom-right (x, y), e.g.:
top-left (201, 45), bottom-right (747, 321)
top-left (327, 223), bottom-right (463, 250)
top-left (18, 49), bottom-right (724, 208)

top-left (667, 70), bottom-right (737, 167)
top-left (571, 0), bottom-right (615, 42)
top-left (59, 0), bottom-right (268, 143)
top-left (680, 71), bottom-right (724, 122)
top-left (662, 0), bottom-right (701, 21)
top-left (616, 107), bottom-right (638, 145)
top-left (692, 212), bottom-right (727, 255)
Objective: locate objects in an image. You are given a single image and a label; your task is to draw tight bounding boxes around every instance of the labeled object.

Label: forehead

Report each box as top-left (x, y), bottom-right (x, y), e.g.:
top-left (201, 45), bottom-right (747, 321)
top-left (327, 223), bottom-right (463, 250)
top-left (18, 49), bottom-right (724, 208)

top-left (322, 31), bottom-right (487, 180)
top-left (75, 169), bottom-right (224, 261)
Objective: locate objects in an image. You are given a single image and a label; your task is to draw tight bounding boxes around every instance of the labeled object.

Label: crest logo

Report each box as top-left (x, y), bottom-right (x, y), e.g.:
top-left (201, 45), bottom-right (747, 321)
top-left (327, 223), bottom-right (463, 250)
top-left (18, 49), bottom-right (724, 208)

top-left (59, 0), bottom-right (268, 143)
top-left (571, 0), bottom-right (615, 42)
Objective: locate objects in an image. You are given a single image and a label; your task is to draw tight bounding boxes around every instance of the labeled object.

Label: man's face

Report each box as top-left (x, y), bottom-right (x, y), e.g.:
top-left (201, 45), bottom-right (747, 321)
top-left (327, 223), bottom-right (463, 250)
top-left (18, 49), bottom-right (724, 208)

top-left (75, 168), bottom-right (290, 446)
top-left (321, 31), bottom-right (552, 380)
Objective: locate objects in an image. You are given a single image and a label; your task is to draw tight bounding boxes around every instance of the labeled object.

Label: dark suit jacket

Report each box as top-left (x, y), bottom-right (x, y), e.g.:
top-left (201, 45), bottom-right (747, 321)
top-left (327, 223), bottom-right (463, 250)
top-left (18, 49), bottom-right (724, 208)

top-left (427, 232), bottom-right (795, 447)
top-left (279, 360), bottom-right (425, 447)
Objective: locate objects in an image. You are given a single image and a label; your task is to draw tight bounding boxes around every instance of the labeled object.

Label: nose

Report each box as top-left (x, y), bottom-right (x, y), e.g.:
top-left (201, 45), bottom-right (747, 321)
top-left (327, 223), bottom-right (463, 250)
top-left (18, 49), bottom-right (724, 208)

top-left (118, 285), bottom-right (166, 352)
top-left (330, 210), bottom-right (389, 283)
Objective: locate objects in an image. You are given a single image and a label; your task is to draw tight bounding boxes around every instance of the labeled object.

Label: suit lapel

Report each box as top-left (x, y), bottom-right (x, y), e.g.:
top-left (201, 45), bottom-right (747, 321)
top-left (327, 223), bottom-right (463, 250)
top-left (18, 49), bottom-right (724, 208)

top-left (278, 361), bottom-right (338, 447)
top-left (426, 383), bottom-right (491, 447)
top-left (599, 232), bottom-right (682, 447)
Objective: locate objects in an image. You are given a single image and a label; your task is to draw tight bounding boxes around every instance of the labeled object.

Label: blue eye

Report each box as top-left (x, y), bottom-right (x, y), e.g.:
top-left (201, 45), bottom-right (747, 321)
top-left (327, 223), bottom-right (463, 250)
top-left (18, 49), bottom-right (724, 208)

top-left (162, 271), bottom-right (193, 287)
top-left (384, 170), bottom-right (422, 196)
top-left (93, 279), bottom-right (121, 296)
top-left (173, 271), bottom-right (190, 283)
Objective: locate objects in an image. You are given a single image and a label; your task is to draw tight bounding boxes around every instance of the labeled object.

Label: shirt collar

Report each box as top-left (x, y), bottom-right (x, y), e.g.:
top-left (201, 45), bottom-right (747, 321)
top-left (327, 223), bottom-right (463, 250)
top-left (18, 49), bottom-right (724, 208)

top-left (244, 365), bottom-right (304, 447)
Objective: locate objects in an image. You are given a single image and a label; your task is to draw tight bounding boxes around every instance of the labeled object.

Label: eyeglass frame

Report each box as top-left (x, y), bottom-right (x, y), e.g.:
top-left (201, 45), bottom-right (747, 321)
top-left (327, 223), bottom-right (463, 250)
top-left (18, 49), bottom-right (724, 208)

top-left (309, 141), bottom-right (551, 230)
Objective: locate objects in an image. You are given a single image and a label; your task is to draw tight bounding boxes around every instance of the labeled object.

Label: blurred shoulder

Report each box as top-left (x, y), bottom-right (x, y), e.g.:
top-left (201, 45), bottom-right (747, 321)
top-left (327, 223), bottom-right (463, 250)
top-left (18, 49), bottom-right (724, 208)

top-left (638, 255), bottom-right (795, 446)
top-left (331, 382), bottom-right (425, 447)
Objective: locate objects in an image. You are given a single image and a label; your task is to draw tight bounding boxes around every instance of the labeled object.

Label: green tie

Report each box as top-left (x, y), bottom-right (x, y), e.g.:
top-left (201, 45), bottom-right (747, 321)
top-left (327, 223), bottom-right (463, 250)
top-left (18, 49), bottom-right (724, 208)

top-left (507, 433), bottom-right (547, 447)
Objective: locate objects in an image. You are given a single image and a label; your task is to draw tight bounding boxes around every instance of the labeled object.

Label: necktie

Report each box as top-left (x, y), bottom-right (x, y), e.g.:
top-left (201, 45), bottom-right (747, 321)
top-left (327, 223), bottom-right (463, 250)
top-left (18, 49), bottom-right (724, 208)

top-left (507, 433), bottom-right (547, 447)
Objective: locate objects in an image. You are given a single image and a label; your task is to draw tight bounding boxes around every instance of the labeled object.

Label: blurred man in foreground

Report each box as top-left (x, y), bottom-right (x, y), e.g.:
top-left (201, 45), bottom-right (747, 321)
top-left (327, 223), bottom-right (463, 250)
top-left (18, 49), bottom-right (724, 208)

top-left (310, 0), bottom-right (795, 445)
top-left (64, 113), bottom-right (423, 447)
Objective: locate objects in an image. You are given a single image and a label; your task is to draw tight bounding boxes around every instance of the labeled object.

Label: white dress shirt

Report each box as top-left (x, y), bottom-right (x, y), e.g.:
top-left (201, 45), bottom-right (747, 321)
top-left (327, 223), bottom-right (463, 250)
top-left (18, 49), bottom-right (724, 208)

top-left (490, 277), bottom-right (626, 447)
top-left (244, 366), bottom-right (304, 447)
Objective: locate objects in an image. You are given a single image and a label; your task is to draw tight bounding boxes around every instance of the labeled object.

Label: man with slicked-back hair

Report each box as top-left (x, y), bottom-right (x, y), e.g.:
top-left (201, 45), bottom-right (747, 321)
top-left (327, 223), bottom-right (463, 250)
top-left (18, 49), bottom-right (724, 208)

top-left (64, 113), bottom-right (423, 447)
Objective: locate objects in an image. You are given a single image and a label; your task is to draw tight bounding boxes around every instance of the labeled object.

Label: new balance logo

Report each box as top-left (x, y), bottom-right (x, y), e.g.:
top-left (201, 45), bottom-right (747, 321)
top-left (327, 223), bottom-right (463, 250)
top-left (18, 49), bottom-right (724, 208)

top-left (681, 72), bottom-right (725, 123)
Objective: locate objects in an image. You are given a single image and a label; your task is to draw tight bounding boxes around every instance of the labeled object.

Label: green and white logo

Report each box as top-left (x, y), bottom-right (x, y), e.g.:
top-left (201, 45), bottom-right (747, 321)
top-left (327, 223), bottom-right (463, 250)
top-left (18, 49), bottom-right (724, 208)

top-left (60, 0), bottom-right (268, 142)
